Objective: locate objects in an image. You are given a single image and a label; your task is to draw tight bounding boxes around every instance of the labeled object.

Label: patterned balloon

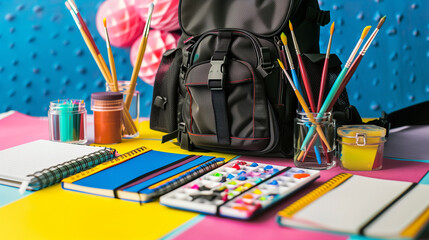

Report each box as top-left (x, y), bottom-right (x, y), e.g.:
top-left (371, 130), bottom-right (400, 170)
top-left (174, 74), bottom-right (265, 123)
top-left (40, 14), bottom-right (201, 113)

top-left (128, 0), bottom-right (180, 31)
top-left (130, 30), bottom-right (179, 86)
top-left (96, 0), bottom-right (144, 48)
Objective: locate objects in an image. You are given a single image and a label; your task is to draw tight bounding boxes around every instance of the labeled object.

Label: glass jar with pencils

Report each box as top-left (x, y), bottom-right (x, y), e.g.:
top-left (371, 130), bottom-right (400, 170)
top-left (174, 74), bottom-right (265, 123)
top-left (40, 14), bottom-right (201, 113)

top-left (48, 99), bottom-right (87, 144)
top-left (106, 81), bottom-right (140, 138)
top-left (293, 111), bottom-right (336, 170)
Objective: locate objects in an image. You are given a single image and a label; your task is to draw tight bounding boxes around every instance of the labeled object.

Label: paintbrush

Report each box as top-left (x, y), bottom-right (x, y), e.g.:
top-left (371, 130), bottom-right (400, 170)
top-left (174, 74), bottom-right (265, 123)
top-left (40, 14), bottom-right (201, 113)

top-left (281, 32), bottom-right (326, 163)
top-left (298, 25), bottom-right (372, 152)
top-left (301, 19), bottom-right (385, 161)
top-left (280, 33), bottom-right (304, 97)
top-left (65, 2), bottom-right (111, 85)
top-left (65, 2), bottom-right (137, 135)
top-left (289, 21), bottom-right (316, 112)
top-left (317, 22), bottom-right (335, 111)
top-left (298, 22), bottom-right (335, 162)
top-left (125, 2), bottom-right (154, 110)
top-left (278, 59), bottom-right (332, 152)
top-left (67, 0), bottom-right (112, 83)
top-left (103, 17), bottom-right (119, 92)
top-left (327, 16), bottom-right (386, 112)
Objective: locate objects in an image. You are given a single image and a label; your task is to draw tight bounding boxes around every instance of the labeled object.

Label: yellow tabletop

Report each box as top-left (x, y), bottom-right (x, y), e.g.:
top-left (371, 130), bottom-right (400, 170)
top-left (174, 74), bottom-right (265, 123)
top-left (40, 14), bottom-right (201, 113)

top-left (0, 121), bottom-right (236, 240)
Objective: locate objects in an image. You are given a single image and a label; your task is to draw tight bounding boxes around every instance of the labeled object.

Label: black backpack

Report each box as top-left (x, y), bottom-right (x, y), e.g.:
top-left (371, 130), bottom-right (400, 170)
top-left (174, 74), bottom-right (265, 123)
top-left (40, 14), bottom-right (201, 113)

top-left (150, 0), bottom-right (350, 156)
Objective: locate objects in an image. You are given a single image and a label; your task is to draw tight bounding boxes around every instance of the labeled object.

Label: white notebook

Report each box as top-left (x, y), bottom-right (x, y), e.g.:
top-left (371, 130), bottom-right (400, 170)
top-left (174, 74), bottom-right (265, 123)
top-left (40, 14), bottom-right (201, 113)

top-left (0, 140), bottom-right (115, 192)
top-left (278, 173), bottom-right (429, 239)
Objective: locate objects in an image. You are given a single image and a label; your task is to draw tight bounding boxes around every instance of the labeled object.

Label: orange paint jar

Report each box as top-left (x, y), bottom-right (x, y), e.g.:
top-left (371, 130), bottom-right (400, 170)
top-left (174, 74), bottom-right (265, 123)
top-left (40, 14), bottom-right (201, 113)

top-left (91, 92), bottom-right (123, 144)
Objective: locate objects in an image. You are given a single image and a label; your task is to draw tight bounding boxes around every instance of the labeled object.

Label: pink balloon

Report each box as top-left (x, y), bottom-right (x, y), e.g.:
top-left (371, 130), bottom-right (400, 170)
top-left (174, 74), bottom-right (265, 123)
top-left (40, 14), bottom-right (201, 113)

top-left (96, 0), bottom-right (145, 48)
top-left (130, 30), bottom-right (179, 86)
top-left (128, 0), bottom-right (180, 31)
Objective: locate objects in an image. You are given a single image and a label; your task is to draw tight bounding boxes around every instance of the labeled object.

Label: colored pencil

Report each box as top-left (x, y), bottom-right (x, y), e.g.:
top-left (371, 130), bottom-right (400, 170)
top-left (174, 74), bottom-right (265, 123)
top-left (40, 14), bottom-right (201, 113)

top-left (278, 59), bottom-right (332, 151)
top-left (327, 16), bottom-right (386, 112)
top-left (125, 3), bottom-right (154, 110)
top-left (299, 25), bottom-right (372, 152)
top-left (103, 17), bottom-right (119, 92)
top-left (289, 21), bottom-right (316, 112)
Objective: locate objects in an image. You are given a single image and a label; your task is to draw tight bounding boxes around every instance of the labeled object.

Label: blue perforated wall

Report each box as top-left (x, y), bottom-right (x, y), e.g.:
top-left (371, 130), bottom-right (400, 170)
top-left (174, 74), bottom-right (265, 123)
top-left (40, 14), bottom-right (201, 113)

top-left (320, 0), bottom-right (429, 117)
top-left (1, 0), bottom-right (428, 117)
top-left (0, 0), bottom-right (152, 117)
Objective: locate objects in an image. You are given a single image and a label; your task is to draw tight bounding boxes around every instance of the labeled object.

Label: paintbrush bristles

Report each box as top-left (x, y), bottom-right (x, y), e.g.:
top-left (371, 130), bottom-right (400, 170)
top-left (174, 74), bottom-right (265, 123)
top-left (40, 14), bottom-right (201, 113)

top-left (67, 0), bottom-right (78, 13)
top-left (377, 16), bottom-right (386, 29)
top-left (280, 33), bottom-right (295, 70)
top-left (65, 1), bottom-right (71, 10)
top-left (326, 23), bottom-right (334, 57)
top-left (65, 2), bottom-right (81, 28)
top-left (103, 18), bottom-right (107, 27)
top-left (345, 25), bottom-right (371, 67)
top-left (360, 17), bottom-right (386, 55)
top-left (289, 21), bottom-right (301, 55)
top-left (280, 32), bottom-right (287, 46)
top-left (277, 59), bottom-right (285, 70)
top-left (361, 26), bottom-right (372, 39)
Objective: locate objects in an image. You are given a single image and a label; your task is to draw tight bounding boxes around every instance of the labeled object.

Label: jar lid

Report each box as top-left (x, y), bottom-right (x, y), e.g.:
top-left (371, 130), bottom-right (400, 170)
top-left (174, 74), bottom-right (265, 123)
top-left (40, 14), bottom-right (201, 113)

top-left (337, 125), bottom-right (386, 138)
top-left (91, 92), bottom-right (123, 100)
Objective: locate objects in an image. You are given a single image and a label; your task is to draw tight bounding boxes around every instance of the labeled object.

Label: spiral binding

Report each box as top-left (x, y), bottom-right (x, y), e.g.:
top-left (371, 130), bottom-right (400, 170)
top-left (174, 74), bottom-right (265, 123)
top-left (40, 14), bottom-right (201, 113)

top-left (26, 147), bottom-right (116, 190)
top-left (278, 173), bottom-right (352, 218)
top-left (62, 146), bottom-right (150, 184)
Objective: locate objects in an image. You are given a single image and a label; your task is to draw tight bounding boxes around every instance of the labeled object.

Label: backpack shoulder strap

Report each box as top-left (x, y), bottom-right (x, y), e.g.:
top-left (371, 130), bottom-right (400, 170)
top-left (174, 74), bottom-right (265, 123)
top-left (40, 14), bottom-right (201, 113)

top-left (386, 101), bottom-right (429, 128)
top-left (306, 6), bottom-right (330, 26)
top-left (290, 0), bottom-right (330, 26)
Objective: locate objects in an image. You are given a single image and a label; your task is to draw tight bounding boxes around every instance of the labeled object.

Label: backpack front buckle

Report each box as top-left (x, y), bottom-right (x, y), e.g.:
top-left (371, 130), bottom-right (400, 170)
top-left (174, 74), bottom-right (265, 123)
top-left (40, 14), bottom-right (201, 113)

top-left (208, 56), bottom-right (226, 91)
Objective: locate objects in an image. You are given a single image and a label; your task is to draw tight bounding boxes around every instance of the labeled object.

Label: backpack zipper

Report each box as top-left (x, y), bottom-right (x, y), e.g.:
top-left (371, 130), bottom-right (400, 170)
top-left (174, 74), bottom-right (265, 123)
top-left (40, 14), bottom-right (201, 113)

top-left (178, 0), bottom-right (297, 38)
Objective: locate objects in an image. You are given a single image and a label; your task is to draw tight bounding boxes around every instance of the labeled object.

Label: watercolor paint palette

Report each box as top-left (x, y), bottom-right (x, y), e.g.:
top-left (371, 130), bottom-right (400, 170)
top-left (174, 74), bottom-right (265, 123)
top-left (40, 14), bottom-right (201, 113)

top-left (160, 160), bottom-right (320, 220)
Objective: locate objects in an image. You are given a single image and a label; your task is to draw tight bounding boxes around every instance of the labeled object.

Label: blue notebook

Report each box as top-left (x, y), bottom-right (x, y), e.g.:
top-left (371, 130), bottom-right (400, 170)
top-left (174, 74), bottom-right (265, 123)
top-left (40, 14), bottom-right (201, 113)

top-left (62, 147), bottom-right (218, 203)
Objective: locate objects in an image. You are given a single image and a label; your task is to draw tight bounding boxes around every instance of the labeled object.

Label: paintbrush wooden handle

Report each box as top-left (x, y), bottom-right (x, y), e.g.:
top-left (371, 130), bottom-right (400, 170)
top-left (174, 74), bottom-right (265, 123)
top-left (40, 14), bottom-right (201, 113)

top-left (327, 54), bottom-right (363, 112)
top-left (295, 90), bottom-right (332, 151)
top-left (122, 107), bottom-right (138, 134)
top-left (107, 48), bottom-right (118, 92)
top-left (78, 29), bottom-right (112, 85)
top-left (126, 37), bottom-right (148, 110)
top-left (297, 54), bottom-right (316, 112)
top-left (317, 58), bottom-right (330, 111)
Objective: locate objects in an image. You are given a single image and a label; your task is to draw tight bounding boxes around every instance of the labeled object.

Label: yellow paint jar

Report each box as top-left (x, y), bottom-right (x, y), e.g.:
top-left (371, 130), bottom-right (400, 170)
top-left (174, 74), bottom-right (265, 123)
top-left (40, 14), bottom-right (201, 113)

top-left (337, 125), bottom-right (386, 171)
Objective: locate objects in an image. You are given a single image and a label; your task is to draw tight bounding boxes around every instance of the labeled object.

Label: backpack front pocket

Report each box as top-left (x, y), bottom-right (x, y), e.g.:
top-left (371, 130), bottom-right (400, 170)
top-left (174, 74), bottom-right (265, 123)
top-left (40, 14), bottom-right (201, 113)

top-left (183, 59), bottom-right (273, 151)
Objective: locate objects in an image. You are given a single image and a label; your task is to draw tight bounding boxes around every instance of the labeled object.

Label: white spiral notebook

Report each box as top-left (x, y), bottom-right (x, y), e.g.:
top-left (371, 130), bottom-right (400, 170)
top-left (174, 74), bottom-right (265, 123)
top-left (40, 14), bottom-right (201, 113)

top-left (0, 140), bottom-right (116, 193)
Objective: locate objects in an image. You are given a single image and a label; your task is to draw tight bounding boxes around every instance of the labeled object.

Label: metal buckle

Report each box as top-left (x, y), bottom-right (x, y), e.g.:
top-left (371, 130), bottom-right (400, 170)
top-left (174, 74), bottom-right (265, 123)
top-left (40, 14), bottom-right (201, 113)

top-left (178, 122), bottom-right (186, 133)
top-left (355, 133), bottom-right (367, 146)
top-left (208, 57), bottom-right (226, 91)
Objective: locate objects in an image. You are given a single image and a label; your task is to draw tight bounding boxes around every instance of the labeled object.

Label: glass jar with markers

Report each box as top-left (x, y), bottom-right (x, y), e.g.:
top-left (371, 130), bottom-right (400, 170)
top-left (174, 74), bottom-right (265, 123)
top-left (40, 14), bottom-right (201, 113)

top-left (48, 99), bottom-right (87, 144)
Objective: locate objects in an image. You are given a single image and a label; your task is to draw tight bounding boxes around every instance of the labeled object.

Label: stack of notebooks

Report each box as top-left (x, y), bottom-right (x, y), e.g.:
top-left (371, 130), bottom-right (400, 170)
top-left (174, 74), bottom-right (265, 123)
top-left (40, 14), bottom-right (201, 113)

top-left (62, 147), bottom-right (224, 203)
top-left (277, 173), bottom-right (429, 239)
